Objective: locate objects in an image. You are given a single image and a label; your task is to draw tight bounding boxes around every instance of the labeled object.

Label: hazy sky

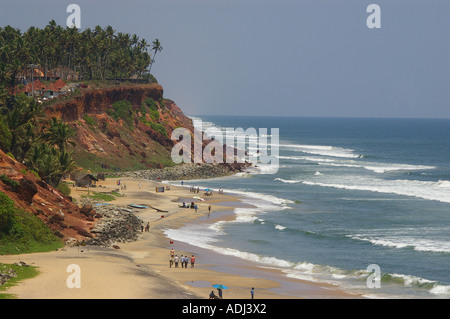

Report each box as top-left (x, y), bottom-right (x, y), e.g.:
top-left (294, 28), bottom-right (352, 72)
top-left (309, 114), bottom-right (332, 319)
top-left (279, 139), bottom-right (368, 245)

top-left (1, 0), bottom-right (450, 118)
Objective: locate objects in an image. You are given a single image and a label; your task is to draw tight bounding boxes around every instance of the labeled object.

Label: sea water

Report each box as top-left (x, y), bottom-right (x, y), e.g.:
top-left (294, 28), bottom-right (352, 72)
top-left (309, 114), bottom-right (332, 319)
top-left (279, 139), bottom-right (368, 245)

top-left (163, 115), bottom-right (450, 298)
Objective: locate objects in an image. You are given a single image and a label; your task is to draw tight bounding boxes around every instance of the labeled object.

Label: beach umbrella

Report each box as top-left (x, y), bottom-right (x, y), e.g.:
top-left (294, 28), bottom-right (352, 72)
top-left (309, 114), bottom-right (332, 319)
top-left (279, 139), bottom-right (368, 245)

top-left (212, 284), bottom-right (228, 290)
top-left (205, 188), bottom-right (211, 191)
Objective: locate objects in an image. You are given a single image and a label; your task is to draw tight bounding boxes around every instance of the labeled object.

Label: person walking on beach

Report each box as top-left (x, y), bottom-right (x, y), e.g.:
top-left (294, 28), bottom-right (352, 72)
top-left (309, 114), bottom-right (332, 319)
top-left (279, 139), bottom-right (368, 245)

top-left (169, 256), bottom-right (174, 268)
top-left (194, 204), bottom-right (198, 213)
top-left (170, 248), bottom-right (174, 258)
top-left (251, 287), bottom-right (254, 299)
top-left (191, 255), bottom-right (195, 268)
top-left (184, 256), bottom-right (189, 268)
top-left (174, 255), bottom-right (179, 268)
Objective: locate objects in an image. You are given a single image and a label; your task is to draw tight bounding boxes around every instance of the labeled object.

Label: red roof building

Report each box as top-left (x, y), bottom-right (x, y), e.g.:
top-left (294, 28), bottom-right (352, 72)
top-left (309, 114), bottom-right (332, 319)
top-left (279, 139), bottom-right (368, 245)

top-left (53, 79), bottom-right (66, 90)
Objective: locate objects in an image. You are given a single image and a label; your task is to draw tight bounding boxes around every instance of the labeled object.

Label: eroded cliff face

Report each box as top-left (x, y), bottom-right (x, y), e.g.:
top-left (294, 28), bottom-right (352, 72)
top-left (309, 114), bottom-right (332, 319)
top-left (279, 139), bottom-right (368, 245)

top-left (46, 83), bottom-right (165, 122)
top-left (0, 83), bottom-right (246, 243)
top-left (45, 83), bottom-right (194, 170)
top-left (0, 149), bottom-right (97, 242)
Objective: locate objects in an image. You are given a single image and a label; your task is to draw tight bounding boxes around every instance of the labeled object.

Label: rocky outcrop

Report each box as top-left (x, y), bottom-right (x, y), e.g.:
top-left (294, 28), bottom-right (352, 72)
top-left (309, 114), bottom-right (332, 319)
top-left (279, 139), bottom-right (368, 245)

top-left (86, 204), bottom-right (142, 247)
top-left (117, 162), bottom-right (250, 181)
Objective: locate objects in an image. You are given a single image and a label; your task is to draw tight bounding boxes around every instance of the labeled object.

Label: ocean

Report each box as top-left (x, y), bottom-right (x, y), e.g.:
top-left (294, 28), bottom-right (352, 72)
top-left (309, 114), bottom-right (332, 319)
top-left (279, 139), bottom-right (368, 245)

top-left (163, 115), bottom-right (450, 299)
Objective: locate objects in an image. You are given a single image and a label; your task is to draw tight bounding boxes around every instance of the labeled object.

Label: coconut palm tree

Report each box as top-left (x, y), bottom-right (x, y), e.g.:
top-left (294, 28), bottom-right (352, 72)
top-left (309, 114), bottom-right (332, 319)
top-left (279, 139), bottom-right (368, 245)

top-left (42, 117), bottom-right (76, 152)
top-left (148, 39), bottom-right (162, 75)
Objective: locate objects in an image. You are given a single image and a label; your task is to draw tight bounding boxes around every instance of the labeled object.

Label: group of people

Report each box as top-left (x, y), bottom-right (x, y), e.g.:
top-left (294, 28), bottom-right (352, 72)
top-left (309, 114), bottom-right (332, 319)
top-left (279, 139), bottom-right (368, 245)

top-left (209, 287), bottom-right (255, 299)
top-left (140, 221), bottom-right (150, 232)
top-left (189, 186), bottom-right (200, 193)
top-left (169, 248), bottom-right (196, 268)
top-left (116, 179), bottom-right (127, 190)
top-left (181, 201), bottom-right (198, 211)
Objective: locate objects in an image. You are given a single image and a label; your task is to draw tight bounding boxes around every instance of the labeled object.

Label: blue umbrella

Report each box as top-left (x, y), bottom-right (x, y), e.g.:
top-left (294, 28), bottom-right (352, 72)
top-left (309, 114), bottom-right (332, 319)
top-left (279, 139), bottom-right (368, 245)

top-left (205, 188), bottom-right (211, 191)
top-left (212, 284), bottom-right (228, 290)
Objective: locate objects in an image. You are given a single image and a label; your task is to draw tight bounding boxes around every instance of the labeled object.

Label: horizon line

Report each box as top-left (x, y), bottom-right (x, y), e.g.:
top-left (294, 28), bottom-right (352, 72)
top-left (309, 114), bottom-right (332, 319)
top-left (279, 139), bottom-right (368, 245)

top-left (187, 114), bottom-right (450, 121)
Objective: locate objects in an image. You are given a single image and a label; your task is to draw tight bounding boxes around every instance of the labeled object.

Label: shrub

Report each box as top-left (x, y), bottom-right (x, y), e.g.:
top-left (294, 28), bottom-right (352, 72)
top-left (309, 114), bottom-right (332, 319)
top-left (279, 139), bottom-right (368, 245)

top-left (0, 175), bottom-right (19, 190)
top-left (0, 192), bottom-right (63, 254)
top-left (142, 98), bottom-right (160, 121)
top-left (0, 193), bottom-right (15, 234)
top-left (107, 100), bottom-right (133, 127)
top-left (0, 118), bottom-right (11, 151)
top-left (83, 115), bottom-right (95, 126)
top-left (149, 122), bottom-right (167, 137)
top-left (56, 182), bottom-right (71, 196)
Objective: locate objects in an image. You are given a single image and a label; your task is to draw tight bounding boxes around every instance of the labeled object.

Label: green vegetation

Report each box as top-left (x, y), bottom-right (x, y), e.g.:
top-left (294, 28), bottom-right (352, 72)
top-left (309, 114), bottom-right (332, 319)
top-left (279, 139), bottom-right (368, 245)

top-left (83, 114), bottom-right (95, 126)
top-left (139, 116), bottom-right (167, 137)
top-left (0, 21), bottom-right (161, 90)
top-left (148, 39), bottom-right (163, 76)
top-left (138, 98), bottom-right (167, 137)
top-left (0, 175), bottom-right (19, 190)
top-left (0, 192), bottom-right (63, 255)
top-left (0, 263), bottom-right (40, 299)
top-left (56, 181), bottom-right (71, 196)
top-left (107, 100), bottom-right (133, 127)
top-left (149, 122), bottom-right (167, 137)
top-left (82, 191), bottom-right (121, 202)
top-left (0, 94), bottom-right (76, 188)
top-left (0, 21), bottom-right (171, 177)
top-left (141, 97), bottom-right (160, 121)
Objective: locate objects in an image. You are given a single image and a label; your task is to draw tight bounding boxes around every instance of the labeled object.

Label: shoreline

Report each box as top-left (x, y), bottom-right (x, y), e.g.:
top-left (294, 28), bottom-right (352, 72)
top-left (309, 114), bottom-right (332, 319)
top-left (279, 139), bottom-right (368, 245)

top-left (0, 175), bottom-right (362, 299)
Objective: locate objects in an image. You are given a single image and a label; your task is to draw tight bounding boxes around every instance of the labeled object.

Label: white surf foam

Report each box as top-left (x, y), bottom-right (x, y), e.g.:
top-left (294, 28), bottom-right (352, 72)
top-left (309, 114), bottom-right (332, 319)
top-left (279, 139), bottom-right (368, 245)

top-left (349, 235), bottom-right (450, 253)
top-left (282, 154), bottom-right (436, 174)
top-left (302, 177), bottom-right (450, 204)
top-left (279, 144), bottom-right (363, 159)
top-left (274, 177), bottom-right (301, 184)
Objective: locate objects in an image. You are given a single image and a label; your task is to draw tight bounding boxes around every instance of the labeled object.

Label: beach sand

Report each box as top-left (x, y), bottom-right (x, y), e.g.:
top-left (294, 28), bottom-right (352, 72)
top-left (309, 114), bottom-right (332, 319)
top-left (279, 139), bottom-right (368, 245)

top-left (0, 176), bottom-right (361, 299)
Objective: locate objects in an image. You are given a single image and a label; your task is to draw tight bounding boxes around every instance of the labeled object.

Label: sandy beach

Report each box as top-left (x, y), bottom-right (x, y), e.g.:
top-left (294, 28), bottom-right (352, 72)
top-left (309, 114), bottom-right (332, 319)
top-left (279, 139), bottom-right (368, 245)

top-left (0, 176), bottom-right (361, 299)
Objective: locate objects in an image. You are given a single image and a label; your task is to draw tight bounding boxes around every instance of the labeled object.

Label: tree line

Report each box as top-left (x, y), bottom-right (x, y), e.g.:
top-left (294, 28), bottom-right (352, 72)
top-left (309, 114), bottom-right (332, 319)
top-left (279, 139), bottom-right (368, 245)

top-left (0, 20), bottom-right (163, 91)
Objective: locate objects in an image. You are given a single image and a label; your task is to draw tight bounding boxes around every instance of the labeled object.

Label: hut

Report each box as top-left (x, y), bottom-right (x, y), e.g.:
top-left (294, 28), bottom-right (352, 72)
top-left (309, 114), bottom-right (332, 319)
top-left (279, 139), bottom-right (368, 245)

top-left (76, 174), bottom-right (99, 187)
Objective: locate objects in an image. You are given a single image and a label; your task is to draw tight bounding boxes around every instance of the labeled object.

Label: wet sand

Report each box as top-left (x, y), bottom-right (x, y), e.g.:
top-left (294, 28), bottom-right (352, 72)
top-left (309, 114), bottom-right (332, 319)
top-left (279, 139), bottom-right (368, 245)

top-left (0, 176), bottom-right (361, 299)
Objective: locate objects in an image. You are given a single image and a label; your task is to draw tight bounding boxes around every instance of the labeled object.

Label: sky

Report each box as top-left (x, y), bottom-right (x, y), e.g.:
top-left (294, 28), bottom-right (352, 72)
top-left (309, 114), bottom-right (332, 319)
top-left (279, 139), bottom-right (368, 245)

top-left (1, 0), bottom-right (450, 118)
